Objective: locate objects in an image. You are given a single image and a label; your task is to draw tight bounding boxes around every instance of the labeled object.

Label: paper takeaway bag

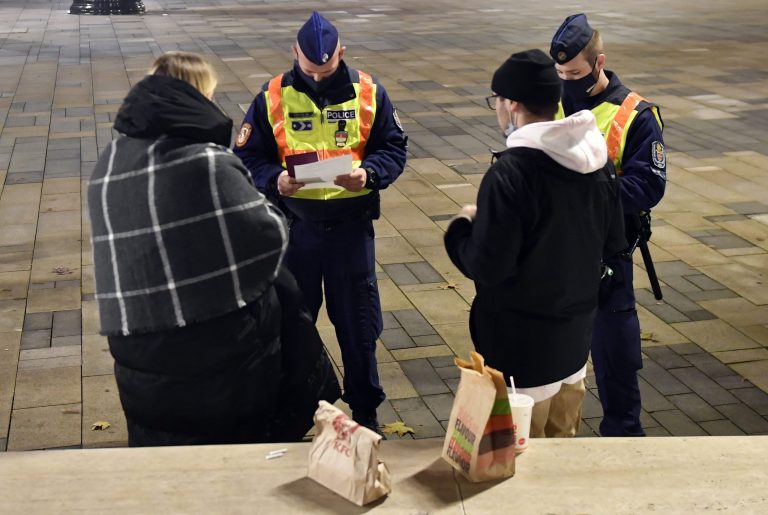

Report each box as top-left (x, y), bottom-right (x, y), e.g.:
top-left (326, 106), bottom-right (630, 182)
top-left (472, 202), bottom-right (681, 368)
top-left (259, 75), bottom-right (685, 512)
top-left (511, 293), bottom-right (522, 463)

top-left (441, 351), bottom-right (515, 482)
top-left (307, 401), bottom-right (391, 506)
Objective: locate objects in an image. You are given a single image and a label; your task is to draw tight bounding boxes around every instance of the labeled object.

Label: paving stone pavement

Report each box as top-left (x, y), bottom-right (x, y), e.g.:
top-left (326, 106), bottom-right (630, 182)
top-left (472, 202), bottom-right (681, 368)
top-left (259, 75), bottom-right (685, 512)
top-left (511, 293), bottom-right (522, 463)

top-left (1, 0), bottom-right (767, 450)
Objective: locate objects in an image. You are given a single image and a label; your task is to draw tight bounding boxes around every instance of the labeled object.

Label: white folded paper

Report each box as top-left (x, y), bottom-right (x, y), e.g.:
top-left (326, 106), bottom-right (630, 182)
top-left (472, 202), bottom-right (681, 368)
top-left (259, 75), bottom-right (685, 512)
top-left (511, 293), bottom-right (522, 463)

top-left (293, 154), bottom-right (353, 189)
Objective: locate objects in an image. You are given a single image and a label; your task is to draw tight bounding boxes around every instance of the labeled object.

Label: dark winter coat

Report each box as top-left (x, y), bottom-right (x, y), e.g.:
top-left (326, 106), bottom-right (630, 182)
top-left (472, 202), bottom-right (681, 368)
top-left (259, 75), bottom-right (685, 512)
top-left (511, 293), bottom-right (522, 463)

top-left (445, 112), bottom-right (626, 388)
top-left (89, 74), bottom-right (339, 445)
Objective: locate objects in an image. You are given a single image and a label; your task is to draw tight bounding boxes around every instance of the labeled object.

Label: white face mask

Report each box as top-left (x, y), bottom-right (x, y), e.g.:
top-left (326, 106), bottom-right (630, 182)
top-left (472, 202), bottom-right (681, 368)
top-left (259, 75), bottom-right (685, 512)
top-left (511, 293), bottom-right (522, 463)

top-left (503, 111), bottom-right (518, 137)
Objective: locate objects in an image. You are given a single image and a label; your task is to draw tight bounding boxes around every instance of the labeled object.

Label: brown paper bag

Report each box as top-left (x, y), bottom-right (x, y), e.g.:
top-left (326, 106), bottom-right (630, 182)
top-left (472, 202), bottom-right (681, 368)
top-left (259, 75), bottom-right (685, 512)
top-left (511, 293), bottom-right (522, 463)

top-left (441, 351), bottom-right (516, 482)
top-left (307, 401), bottom-right (391, 506)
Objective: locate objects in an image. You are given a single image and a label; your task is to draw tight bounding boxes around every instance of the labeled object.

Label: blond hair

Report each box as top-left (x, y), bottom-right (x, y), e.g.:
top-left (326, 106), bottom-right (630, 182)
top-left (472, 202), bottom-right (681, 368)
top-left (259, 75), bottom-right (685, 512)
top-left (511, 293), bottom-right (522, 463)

top-left (149, 52), bottom-right (218, 99)
top-left (582, 30), bottom-right (604, 65)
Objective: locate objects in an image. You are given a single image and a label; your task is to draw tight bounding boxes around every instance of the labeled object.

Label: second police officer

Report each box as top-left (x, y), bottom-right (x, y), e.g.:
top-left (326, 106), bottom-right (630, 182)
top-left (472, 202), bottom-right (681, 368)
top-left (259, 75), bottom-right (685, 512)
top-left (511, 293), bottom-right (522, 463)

top-left (550, 13), bottom-right (667, 437)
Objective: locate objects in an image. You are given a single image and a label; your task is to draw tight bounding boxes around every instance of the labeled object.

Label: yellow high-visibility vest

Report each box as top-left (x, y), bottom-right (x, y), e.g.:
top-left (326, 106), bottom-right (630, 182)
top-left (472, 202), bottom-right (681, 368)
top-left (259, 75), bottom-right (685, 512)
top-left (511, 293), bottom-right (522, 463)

top-left (265, 70), bottom-right (377, 200)
top-left (556, 92), bottom-right (662, 174)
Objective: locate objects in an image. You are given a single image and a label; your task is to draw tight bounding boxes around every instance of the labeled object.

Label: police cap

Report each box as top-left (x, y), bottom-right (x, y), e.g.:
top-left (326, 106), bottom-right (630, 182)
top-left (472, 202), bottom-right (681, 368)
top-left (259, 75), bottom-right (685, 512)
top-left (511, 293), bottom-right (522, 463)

top-left (549, 13), bottom-right (595, 65)
top-left (297, 11), bottom-right (339, 66)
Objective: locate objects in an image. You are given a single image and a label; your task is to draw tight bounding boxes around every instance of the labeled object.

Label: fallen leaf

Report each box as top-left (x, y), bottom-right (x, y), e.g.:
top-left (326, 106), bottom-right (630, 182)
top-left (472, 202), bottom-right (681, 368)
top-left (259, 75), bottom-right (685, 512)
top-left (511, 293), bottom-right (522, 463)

top-left (640, 331), bottom-right (658, 342)
top-left (381, 421), bottom-right (415, 437)
top-left (52, 266), bottom-right (74, 276)
top-left (91, 421), bottom-right (111, 431)
top-left (61, 409), bottom-right (80, 415)
top-left (439, 283), bottom-right (458, 290)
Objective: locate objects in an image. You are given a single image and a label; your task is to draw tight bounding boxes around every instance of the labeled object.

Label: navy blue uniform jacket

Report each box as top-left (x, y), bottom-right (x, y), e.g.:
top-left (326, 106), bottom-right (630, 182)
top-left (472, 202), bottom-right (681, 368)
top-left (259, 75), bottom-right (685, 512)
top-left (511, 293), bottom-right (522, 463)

top-left (234, 61), bottom-right (407, 221)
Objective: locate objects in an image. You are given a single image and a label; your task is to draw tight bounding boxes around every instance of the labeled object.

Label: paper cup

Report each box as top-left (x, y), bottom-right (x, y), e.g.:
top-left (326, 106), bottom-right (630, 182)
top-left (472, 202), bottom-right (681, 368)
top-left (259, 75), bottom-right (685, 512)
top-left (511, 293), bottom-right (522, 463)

top-left (507, 391), bottom-right (534, 454)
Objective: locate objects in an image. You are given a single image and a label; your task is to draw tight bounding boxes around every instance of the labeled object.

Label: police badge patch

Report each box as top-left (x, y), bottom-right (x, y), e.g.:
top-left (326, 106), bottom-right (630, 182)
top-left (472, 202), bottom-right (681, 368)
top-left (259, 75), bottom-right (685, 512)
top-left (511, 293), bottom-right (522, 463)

top-left (335, 120), bottom-right (348, 147)
top-left (651, 140), bottom-right (666, 168)
top-left (235, 123), bottom-right (252, 148)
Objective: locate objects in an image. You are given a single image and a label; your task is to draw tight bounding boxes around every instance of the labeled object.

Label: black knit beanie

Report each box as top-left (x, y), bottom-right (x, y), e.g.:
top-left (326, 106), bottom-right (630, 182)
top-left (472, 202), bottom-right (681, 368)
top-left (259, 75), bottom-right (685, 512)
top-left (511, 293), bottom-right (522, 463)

top-left (491, 49), bottom-right (562, 105)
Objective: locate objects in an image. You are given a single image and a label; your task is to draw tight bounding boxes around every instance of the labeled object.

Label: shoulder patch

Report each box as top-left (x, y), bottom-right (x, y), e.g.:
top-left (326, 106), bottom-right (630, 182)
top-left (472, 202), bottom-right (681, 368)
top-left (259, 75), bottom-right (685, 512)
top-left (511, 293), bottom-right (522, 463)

top-left (651, 140), bottom-right (666, 168)
top-left (393, 108), bottom-right (403, 133)
top-left (235, 123), bottom-right (252, 148)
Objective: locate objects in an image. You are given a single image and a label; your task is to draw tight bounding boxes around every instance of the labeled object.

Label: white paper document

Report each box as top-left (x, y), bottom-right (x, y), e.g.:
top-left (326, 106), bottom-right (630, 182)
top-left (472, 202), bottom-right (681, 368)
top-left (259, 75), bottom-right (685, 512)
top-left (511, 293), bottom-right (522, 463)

top-left (293, 154), bottom-right (353, 189)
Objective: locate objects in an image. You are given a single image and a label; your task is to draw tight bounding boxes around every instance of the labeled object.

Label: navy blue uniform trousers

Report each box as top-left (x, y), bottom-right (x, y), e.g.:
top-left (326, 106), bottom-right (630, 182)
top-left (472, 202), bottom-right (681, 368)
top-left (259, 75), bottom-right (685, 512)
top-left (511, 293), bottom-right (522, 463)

top-left (592, 255), bottom-right (645, 437)
top-left (284, 217), bottom-right (385, 415)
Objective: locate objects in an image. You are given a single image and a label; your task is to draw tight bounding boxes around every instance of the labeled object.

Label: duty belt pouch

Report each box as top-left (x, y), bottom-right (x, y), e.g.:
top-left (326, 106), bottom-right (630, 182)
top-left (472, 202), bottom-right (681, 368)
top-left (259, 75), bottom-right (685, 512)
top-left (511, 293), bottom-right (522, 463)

top-left (307, 401), bottom-right (391, 506)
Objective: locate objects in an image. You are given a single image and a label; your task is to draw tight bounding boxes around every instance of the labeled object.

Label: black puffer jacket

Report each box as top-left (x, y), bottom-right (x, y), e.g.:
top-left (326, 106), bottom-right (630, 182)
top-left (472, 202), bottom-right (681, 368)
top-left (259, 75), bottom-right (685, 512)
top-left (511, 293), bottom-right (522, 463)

top-left (110, 289), bottom-right (283, 444)
top-left (111, 267), bottom-right (341, 446)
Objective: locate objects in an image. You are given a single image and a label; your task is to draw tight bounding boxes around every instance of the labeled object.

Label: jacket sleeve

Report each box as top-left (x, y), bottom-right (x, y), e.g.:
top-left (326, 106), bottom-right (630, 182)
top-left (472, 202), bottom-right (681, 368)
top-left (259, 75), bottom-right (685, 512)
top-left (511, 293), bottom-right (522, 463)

top-left (361, 79), bottom-right (408, 189)
top-left (443, 164), bottom-right (522, 286)
top-left (618, 108), bottom-right (666, 213)
top-left (233, 90), bottom-right (283, 198)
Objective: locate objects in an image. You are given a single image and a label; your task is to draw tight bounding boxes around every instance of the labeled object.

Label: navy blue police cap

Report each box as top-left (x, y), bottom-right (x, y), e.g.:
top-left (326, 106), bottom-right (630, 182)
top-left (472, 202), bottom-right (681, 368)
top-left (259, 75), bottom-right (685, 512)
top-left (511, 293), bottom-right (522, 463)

top-left (549, 13), bottom-right (595, 64)
top-left (297, 11), bottom-right (339, 65)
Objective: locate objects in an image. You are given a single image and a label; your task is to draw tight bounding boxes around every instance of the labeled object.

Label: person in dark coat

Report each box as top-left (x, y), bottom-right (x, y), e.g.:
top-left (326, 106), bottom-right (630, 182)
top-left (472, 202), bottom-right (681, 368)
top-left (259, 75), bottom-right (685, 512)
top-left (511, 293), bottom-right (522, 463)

top-left (87, 51), bottom-right (339, 447)
top-left (444, 50), bottom-right (626, 438)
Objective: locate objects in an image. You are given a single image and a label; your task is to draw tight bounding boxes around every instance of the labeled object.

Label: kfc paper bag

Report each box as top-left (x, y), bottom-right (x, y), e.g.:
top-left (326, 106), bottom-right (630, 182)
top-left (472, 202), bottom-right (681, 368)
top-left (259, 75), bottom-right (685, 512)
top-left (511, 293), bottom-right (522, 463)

top-left (308, 401), bottom-right (391, 506)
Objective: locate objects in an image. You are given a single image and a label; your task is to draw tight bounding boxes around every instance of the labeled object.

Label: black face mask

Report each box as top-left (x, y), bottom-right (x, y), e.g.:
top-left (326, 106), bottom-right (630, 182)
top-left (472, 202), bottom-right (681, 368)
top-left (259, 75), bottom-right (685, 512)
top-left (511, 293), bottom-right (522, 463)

top-left (296, 62), bottom-right (337, 94)
top-left (561, 59), bottom-right (599, 105)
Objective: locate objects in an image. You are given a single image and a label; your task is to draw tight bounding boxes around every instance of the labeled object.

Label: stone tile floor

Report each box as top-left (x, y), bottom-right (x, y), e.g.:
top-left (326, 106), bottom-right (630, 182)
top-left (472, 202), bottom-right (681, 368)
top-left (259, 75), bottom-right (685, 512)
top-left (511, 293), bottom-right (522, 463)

top-left (1, 0), bottom-right (767, 450)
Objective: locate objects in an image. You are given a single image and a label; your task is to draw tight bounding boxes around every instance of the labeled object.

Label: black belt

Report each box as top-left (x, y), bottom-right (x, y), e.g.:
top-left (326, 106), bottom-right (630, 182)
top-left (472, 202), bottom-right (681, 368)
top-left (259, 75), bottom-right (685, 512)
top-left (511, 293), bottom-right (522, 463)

top-left (294, 211), bottom-right (370, 231)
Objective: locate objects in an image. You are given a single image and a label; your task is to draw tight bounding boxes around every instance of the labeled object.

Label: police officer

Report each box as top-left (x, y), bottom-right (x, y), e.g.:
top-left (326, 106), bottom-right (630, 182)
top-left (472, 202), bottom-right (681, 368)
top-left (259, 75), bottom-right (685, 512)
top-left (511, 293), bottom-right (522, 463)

top-left (234, 11), bottom-right (407, 435)
top-left (550, 13), bottom-right (667, 437)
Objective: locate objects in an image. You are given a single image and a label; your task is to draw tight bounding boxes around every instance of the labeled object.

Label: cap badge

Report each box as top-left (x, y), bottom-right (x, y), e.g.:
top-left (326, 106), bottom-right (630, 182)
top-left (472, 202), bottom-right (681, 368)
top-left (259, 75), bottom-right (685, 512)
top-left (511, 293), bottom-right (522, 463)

top-left (557, 51), bottom-right (567, 62)
top-left (322, 53), bottom-right (329, 63)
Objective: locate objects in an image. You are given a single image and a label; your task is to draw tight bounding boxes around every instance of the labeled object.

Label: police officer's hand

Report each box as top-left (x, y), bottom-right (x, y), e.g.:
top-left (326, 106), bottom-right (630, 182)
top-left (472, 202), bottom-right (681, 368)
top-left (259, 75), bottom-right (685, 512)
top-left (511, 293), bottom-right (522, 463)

top-left (334, 168), bottom-right (367, 192)
top-left (277, 170), bottom-right (305, 197)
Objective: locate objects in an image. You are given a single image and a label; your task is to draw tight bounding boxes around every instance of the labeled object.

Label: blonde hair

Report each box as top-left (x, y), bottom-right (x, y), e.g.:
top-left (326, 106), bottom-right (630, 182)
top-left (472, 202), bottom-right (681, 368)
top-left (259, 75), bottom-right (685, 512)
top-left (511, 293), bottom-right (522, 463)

top-left (582, 30), bottom-right (604, 65)
top-left (149, 52), bottom-right (218, 99)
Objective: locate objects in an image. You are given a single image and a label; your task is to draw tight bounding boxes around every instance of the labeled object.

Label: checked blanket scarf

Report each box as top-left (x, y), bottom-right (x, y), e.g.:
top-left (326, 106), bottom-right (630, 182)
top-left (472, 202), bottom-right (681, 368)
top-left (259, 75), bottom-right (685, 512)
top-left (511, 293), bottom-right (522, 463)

top-left (88, 136), bottom-right (287, 336)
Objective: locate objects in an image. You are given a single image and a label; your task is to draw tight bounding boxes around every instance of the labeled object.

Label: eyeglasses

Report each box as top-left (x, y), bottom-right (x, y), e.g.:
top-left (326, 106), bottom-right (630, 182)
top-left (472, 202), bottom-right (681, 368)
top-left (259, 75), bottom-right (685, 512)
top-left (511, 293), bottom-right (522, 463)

top-left (485, 94), bottom-right (499, 110)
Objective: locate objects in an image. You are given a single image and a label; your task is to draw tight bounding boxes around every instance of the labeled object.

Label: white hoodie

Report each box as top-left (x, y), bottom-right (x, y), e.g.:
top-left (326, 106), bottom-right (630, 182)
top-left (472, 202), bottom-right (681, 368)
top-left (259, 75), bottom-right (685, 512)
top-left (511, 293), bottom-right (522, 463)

top-left (505, 109), bottom-right (607, 174)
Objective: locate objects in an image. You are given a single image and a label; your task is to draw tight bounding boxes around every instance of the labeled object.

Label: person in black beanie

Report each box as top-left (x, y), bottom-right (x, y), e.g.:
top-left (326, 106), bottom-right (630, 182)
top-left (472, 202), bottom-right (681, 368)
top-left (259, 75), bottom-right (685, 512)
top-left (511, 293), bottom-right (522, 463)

top-left (444, 49), bottom-right (626, 438)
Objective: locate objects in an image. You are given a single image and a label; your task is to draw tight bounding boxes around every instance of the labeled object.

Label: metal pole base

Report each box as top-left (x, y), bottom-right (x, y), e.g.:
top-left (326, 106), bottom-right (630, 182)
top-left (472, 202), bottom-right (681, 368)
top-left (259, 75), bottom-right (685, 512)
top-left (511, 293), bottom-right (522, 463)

top-left (69, 0), bottom-right (146, 15)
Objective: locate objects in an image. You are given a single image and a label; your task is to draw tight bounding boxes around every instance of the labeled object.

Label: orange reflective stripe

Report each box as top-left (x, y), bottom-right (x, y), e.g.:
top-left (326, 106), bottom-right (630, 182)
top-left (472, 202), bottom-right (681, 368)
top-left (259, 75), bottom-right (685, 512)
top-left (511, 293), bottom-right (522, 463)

top-left (271, 71), bottom-right (371, 165)
top-left (606, 91), bottom-right (644, 167)
top-left (357, 71), bottom-right (374, 151)
top-left (267, 74), bottom-right (287, 163)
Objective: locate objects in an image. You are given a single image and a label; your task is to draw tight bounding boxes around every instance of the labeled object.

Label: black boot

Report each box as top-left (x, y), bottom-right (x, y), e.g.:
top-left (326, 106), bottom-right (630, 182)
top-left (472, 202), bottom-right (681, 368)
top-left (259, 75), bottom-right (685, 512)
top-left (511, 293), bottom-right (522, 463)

top-left (353, 411), bottom-right (386, 440)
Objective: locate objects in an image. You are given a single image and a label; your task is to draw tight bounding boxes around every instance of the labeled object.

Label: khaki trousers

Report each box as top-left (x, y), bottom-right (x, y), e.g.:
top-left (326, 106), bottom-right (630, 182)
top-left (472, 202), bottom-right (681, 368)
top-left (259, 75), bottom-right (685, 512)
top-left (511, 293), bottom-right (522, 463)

top-left (530, 379), bottom-right (586, 438)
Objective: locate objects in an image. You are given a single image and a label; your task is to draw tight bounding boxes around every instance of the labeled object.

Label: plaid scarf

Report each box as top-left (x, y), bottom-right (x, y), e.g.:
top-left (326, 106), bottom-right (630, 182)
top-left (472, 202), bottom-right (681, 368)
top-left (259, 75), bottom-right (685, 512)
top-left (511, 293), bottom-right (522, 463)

top-left (88, 136), bottom-right (287, 336)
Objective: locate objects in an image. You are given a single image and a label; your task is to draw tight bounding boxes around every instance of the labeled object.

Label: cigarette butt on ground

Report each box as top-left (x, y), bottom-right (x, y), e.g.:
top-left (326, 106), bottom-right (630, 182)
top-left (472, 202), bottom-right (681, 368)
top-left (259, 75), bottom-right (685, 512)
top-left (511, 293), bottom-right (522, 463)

top-left (266, 448), bottom-right (288, 460)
